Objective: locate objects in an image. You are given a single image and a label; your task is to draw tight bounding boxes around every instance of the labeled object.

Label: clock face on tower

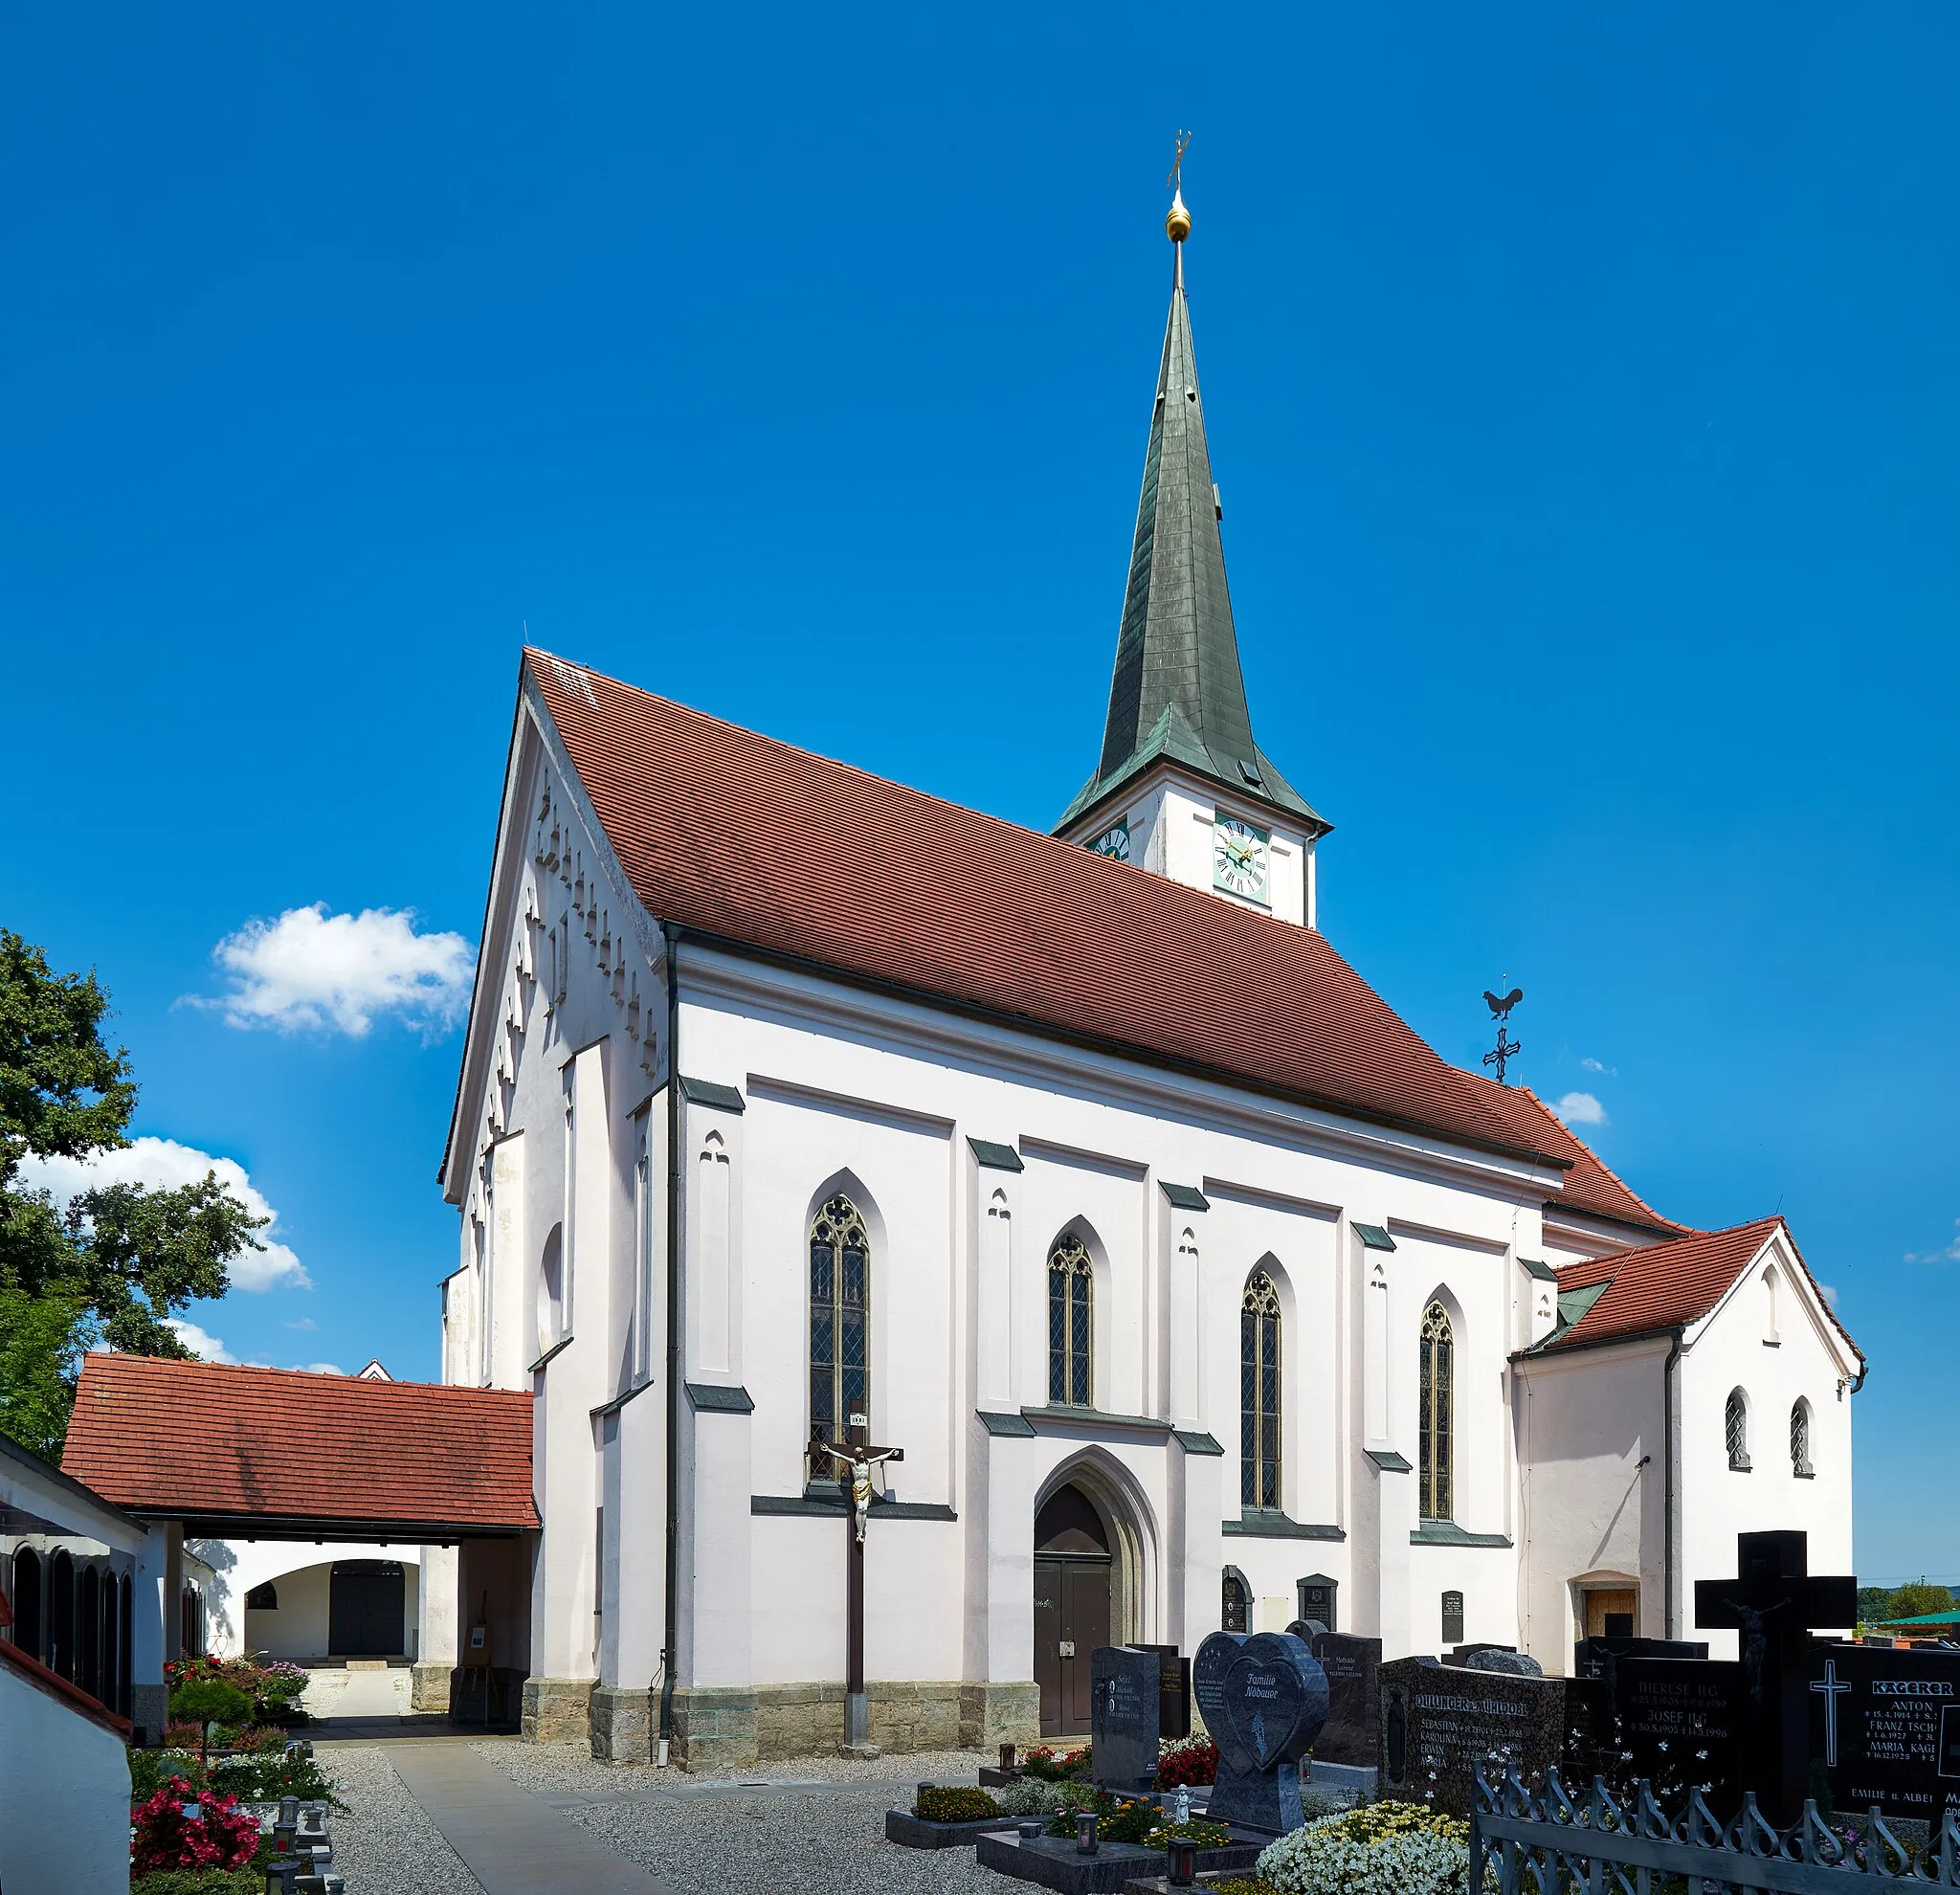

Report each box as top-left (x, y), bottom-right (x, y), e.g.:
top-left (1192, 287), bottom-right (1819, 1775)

top-left (1213, 813), bottom-right (1270, 904)
top-left (1088, 819), bottom-right (1131, 862)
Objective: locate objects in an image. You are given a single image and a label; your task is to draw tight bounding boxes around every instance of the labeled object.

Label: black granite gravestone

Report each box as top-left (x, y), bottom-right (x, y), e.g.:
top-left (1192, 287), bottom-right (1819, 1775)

top-left (1137, 1641), bottom-right (1192, 1741)
top-left (1811, 1643), bottom-right (1960, 1822)
top-left (1694, 1529), bottom-right (1857, 1824)
top-left (1090, 1646), bottom-right (1164, 1791)
top-left (1308, 1631), bottom-right (1382, 1767)
top-left (1379, 1655), bottom-right (1574, 1817)
top-left (1459, 1650), bottom-right (1544, 1677)
top-left (1298, 1575), bottom-right (1337, 1633)
top-left (1191, 1629), bottom-right (1328, 1834)
top-left (1609, 1655), bottom-right (1748, 1815)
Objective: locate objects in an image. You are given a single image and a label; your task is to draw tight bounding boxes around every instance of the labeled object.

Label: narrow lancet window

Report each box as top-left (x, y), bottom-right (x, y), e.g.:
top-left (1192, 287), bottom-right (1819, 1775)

top-left (810, 1194), bottom-right (869, 1447)
top-left (1240, 1272), bottom-right (1281, 1508)
top-left (1048, 1234), bottom-right (1094, 1406)
top-left (1418, 1301), bottom-right (1455, 1521)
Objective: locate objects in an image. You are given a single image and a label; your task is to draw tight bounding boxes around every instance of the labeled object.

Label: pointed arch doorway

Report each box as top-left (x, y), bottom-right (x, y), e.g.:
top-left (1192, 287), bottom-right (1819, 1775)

top-left (1035, 1481), bottom-right (1131, 1738)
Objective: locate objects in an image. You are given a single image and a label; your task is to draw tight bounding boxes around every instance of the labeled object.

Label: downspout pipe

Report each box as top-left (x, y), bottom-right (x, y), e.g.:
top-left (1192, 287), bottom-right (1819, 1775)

top-left (657, 922), bottom-right (682, 1752)
top-left (1661, 1326), bottom-right (1684, 1638)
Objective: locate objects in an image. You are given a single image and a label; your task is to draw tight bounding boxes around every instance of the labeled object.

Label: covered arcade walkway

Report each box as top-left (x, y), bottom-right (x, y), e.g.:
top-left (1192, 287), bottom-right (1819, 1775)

top-left (53, 1352), bottom-right (538, 1741)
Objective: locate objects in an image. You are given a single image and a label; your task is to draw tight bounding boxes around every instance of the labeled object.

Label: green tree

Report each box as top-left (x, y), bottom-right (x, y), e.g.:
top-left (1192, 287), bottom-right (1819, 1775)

top-left (1883, 1579), bottom-right (1957, 1623)
top-left (0, 931), bottom-right (266, 1458)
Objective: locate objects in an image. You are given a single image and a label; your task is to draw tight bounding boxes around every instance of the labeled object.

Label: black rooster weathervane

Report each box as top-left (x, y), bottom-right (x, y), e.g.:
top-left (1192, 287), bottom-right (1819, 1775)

top-left (1482, 980), bottom-right (1524, 1085)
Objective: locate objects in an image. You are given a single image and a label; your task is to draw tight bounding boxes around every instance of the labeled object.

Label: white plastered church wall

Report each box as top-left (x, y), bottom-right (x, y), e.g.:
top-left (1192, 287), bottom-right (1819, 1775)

top-left (1675, 1234), bottom-right (1857, 1662)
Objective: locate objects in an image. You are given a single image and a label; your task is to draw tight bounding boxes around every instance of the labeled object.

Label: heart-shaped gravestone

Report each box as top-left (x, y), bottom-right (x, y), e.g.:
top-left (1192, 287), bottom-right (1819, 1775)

top-left (1220, 1633), bottom-right (1327, 1772)
top-left (1192, 1632), bottom-right (1254, 1773)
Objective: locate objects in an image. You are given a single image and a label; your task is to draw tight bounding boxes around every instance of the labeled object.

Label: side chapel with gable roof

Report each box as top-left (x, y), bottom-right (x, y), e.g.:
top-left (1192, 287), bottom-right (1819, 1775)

top-left (428, 189), bottom-right (1864, 1761)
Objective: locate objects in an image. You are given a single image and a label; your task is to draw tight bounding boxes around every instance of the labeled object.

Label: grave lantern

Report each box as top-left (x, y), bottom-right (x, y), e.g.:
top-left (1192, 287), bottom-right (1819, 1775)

top-left (999, 1741), bottom-right (1016, 1771)
top-left (1075, 1811), bottom-right (1099, 1855)
top-left (1167, 1837), bottom-right (1199, 1885)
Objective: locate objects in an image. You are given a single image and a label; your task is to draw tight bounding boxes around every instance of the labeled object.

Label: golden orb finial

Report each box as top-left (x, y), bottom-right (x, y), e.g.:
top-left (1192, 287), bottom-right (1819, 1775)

top-left (1165, 129), bottom-right (1192, 242)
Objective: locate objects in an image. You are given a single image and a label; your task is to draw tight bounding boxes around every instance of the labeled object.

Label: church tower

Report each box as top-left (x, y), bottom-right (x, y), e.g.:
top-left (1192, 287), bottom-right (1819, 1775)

top-left (1056, 184), bottom-right (1329, 926)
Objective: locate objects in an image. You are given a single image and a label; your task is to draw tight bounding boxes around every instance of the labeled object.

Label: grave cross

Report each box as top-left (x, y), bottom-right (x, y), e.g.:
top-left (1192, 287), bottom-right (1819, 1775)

top-left (1810, 1658), bottom-right (1849, 1768)
top-left (1694, 1530), bottom-right (1857, 1823)
top-left (812, 1418), bottom-right (905, 1755)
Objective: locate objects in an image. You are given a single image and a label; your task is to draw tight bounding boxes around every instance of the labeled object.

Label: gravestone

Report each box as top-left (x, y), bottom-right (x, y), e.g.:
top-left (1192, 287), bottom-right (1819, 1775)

top-left (1298, 1574), bottom-right (1337, 1633)
top-left (1138, 1641), bottom-right (1192, 1741)
top-left (1090, 1646), bottom-right (1164, 1791)
top-left (1379, 1655), bottom-right (1574, 1817)
top-left (1308, 1631), bottom-right (1382, 1767)
top-left (1694, 1528), bottom-right (1857, 1824)
top-left (1191, 1629), bottom-right (1329, 1834)
top-left (1459, 1649), bottom-right (1544, 1677)
top-left (1607, 1655), bottom-right (1748, 1816)
top-left (1812, 1643), bottom-right (1960, 1822)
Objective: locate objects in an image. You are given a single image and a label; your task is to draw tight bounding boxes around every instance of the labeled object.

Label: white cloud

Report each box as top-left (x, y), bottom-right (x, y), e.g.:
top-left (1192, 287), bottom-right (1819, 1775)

top-left (1553, 1091), bottom-right (1609, 1127)
top-left (167, 1318), bottom-right (237, 1364)
top-left (1818, 1283), bottom-right (1839, 1308)
top-left (1905, 1219), bottom-right (1960, 1266)
top-left (1581, 1058), bottom-right (1619, 1078)
top-left (17, 1136), bottom-right (311, 1292)
top-left (192, 903), bottom-right (475, 1037)
top-left (283, 1317), bottom-right (319, 1331)
top-left (291, 1362), bottom-right (345, 1376)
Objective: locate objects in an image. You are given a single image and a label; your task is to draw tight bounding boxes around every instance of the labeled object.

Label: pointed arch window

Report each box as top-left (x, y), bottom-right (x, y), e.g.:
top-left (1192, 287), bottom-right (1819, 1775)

top-left (1048, 1234), bottom-right (1094, 1407)
top-left (810, 1194), bottom-right (869, 1448)
top-left (1240, 1272), bottom-right (1281, 1508)
top-left (1418, 1301), bottom-right (1454, 1522)
top-left (1726, 1389), bottom-right (1750, 1470)
top-left (1790, 1398), bottom-right (1813, 1478)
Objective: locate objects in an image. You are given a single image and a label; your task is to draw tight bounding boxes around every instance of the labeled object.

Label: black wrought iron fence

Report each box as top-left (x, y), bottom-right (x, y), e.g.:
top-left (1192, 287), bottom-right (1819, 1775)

top-left (1470, 1767), bottom-right (1960, 1895)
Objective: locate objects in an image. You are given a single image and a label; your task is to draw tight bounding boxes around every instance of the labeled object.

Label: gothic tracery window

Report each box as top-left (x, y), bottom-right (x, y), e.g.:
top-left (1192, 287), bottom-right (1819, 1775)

top-left (1048, 1233), bottom-right (1094, 1407)
top-left (1418, 1301), bottom-right (1454, 1522)
top-left (810, 1194), bottom-right (869, 1448)
top-left (1240, 1271), bottom-right (1282, 1508)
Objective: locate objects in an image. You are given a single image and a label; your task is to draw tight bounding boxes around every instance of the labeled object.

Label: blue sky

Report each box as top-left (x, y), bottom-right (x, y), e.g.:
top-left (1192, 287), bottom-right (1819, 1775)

top-left (3, 4), bottom-right (1954, 1579)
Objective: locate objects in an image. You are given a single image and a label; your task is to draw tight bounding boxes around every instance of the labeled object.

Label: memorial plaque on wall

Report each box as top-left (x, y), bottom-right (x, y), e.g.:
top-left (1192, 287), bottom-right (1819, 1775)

top-left (1610, 1656), bottom-right (1747, 1815)
top-left (1813, 1644), bottom-right (1960, 1822)
top-left (1379, 1657), bottom-right (1572, 1817)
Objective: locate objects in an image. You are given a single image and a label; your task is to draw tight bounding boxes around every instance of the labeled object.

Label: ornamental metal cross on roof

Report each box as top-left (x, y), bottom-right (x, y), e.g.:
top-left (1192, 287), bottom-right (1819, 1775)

top-left (1483, 981), bottom-right (1524, 1085)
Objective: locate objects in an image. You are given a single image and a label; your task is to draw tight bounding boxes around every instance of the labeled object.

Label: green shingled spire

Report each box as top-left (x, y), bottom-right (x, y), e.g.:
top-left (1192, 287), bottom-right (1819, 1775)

top-left (1059, 235), bottom-right (1325, 836)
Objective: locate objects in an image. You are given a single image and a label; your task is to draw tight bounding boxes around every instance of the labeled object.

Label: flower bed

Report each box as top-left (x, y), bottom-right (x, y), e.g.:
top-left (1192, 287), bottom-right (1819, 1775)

top-left (1020, 1744), bottom-right (1094, 1781)
top-left (1256, 1800), bottom-right (1477, 1895)
top-left (166, 1653), bottom-right (311, 1727)
top-left (1156, 1733), bottom-right (1220, 1788)
top-left (131, 1777), bottom-right (263, 1880)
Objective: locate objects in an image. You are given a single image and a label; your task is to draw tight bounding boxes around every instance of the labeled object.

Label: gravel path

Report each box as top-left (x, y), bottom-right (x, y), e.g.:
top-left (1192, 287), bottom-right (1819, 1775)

top-left (476, 1743), bottom-right (1026, 1894)
top-left (326, 1746), bottom-right (485, 1893)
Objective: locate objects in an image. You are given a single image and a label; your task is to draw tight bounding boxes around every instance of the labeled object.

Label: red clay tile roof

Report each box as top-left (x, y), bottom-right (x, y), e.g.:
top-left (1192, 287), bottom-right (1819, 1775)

top-left (1459, 1077), bottom-right (1685, 1235)
top-left (61, 1355), bottom-right (538, 1532)
top-left (527, 653), bottom-right (1567, 1170)
top-left (1547, 1217), bottom-right (1864, 1364)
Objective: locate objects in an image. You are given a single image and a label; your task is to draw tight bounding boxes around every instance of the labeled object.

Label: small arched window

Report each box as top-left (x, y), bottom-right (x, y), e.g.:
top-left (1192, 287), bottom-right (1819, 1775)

top-left (810, 1193), bottom-right (870, 1448)
top-left (1222, 1571), bottom-right (1249, 1633)
top-left (245, 1581), bottom-right (278, 1611)
top-left (1048, 1234), bottom-right (1094, 1407)
top-left (1726, 1389), bottom-right (1750, 1470)
top-left (1791, 1399), bottom-right (1814, 1478)
top-left (1241, 1272), bottom-right (1282, 1509)
top-left (1418, 1301), bottom-right (1454, 1522)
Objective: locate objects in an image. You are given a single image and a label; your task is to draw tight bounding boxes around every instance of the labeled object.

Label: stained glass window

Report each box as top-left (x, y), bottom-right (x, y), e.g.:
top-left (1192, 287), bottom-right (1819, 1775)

top-left (1790, 1399), bottom-right (1811, 1476)
top-left (1418, 1301), bottom-right (1454, 1522)
top-left (810, 1194), bottom-right (869, 1449)
top-left (1048, 1234), bottom-right (1094, 1407)
top-left (1240, 1272), bottom-right (1281, 1509)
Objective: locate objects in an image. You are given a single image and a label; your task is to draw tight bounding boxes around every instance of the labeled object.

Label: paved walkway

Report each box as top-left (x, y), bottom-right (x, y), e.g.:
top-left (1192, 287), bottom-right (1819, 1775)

top-left (387, 1743), bottom-right (682, 1895)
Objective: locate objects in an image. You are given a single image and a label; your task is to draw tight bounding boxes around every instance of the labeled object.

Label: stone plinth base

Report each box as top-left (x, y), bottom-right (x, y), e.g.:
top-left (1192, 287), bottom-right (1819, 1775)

top-left (959, 1680), bottom-right (1041, 1752)
top-left (410, 1662), bottom-right (456, 1712)
top-left (670, 1685), bottom-right (759, 1770)
top-left (129, 1683), bottom-right (168, 1748)
top-left (590, 1685), bottom-right (654, 1764)
top-left (521, 1676), bottom-right (594, 1745)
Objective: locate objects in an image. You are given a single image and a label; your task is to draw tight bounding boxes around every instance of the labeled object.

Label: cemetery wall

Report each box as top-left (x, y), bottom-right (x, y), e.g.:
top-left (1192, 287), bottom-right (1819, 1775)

top-left (1516, 1337), bottom-right (1667, 1667)
top-left (0, 1655), bottom-right (132, 1893)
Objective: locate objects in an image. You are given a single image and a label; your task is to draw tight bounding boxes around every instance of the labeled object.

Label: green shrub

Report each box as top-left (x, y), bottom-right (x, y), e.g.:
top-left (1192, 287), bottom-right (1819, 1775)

top-left (130, 1870), bottom-right (263, 1895)
top-left (209, 1747), bottom-right (345, 1813)
top-left (995, 1777), bottom-right (1069, 1817)
top-left (169, 1678), bottom-right (255, 1733)
top-left (129, 1748), bottom-right (207, 1804)
top-left (913, 1786), bottom-right (1003, 1823)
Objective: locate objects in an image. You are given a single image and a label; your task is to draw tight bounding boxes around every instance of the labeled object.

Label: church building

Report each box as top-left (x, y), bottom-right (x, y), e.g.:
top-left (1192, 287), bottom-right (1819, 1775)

top-left (427, 189), bottom-right (1864, 1763)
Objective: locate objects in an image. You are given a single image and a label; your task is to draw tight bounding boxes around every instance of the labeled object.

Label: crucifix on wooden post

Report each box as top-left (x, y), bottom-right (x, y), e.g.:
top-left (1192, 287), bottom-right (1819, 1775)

top-left (1694, 1529), bottom-right (1856, 1824)
top-left (811, 1415), bottom-right (903, 1755)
